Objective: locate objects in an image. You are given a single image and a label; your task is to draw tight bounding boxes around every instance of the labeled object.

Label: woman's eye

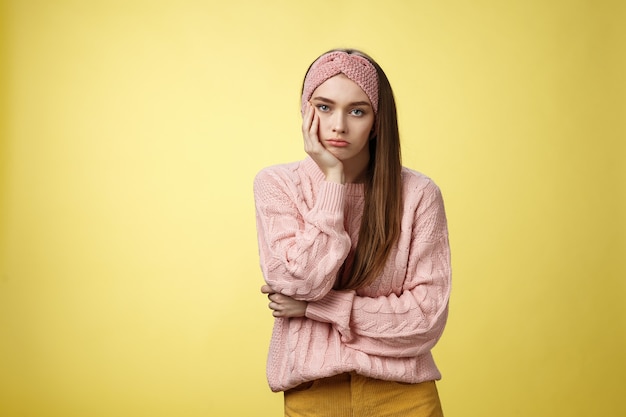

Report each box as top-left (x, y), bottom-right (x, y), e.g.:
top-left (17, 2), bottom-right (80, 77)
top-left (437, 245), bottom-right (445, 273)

top-left (316, 104), bottom-right (330, 112)
top-left (351, 109), bottom-right (364, 116)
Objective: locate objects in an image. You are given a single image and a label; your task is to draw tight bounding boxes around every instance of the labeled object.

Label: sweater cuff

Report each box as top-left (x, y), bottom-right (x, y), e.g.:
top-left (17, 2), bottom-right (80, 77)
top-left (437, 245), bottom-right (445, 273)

top-left (306, 290), bottom-right (355, 342)
top-left (316, 181), bottom-right (345, 213)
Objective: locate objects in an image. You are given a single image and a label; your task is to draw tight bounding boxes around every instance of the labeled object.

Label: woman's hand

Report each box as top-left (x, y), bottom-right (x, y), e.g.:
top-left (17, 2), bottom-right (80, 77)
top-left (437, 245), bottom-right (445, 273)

top-left (261, 285), bottom-right (307, 318)
top-left (302, 102), bottom-right (344, 184)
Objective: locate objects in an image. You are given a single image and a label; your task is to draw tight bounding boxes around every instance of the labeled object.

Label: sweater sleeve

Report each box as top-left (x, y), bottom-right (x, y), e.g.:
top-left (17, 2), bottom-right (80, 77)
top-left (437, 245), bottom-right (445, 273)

top-left (305, 180), bottom-right (451, 357)
top-left (254, 167), bottom-right (352, 302)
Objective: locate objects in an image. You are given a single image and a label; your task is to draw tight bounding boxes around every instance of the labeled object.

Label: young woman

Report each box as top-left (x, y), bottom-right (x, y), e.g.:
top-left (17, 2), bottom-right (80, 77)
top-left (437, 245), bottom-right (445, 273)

top-left (254, 49), bottom-right (451, 417)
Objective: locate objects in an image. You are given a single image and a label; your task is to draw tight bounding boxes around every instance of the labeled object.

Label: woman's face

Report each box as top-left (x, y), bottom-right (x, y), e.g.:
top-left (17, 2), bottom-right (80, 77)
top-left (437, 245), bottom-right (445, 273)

top-left (310, 74), bottom-right (375, 166)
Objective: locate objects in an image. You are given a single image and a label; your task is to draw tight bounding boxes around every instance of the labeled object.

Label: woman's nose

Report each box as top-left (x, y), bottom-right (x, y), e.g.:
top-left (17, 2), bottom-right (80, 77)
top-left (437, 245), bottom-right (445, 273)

top-left (332, 114), bottom-right (347, 133)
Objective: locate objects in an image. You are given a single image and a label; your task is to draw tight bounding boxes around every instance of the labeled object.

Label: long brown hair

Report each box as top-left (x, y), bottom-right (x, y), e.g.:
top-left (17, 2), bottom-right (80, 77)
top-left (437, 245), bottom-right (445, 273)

top-left (303, 49), bottom-right (403, 290)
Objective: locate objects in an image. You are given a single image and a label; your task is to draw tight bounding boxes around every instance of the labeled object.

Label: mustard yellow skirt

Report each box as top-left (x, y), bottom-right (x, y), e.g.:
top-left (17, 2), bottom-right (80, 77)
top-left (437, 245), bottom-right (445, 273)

top-left (284, 372), bottom-right (444, 417)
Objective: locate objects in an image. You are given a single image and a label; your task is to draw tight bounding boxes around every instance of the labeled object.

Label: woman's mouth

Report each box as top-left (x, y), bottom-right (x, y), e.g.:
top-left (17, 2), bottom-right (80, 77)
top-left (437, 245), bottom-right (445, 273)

top-left (326, 139), bottom-right (349, 148)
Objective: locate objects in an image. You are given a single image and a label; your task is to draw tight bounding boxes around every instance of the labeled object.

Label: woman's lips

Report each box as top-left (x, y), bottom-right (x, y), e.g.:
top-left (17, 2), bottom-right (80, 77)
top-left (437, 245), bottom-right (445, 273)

top-left (326, 139), bottom-right (349, 147)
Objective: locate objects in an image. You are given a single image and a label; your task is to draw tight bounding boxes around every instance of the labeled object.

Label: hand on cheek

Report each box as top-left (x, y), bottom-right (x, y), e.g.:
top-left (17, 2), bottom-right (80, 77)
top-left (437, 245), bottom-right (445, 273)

top-left (302, 102), bottom-right (344, 183)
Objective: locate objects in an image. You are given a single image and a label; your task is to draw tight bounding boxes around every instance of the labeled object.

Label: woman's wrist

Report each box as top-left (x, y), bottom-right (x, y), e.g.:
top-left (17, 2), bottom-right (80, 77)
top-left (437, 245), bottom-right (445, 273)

top-left (324, 168), bottom-right (345, 184)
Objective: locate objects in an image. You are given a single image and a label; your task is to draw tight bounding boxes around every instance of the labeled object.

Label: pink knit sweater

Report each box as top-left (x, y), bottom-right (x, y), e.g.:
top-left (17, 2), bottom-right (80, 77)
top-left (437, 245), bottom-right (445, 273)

top-left (254, 157), bottom-right (451, 392)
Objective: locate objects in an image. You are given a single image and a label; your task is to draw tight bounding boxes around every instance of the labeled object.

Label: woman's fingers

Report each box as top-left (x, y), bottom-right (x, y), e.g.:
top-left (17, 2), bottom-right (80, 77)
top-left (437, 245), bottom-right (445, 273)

top-left (302, 102), bottom-right (320, 152)
top-left (309, 107), bottom-right (319, 141)
top-left (268, 293), bottom-right (285, 302)
top-left (301, 102), bottom-right (313, 134)
top-left (268, 295), bottom-right (286, 317)
top-left (263, 290), bottom-right (307, 318)
top-left (260, 284), bottom-right (274, 295)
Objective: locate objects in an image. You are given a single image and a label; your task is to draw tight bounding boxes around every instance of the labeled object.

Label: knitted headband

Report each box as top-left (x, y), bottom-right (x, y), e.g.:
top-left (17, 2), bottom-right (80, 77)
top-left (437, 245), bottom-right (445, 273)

top-left (301, 51), bottom-right (379, 115)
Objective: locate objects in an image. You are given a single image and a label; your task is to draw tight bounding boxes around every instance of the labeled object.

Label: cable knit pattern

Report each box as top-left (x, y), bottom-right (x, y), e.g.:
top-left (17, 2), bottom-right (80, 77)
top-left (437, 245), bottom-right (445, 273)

top-left (254, 157), bottom-right (451, 392)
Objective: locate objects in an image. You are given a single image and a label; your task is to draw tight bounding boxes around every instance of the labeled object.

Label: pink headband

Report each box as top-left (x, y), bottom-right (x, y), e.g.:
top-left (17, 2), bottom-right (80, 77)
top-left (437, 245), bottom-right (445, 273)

top-left (301, 51), bottom-right (379, 115)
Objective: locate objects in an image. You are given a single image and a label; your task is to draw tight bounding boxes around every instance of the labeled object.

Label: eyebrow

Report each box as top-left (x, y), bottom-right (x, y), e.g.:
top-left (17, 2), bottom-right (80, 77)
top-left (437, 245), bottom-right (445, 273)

top-left (311, 96), bottom-right (371, 107)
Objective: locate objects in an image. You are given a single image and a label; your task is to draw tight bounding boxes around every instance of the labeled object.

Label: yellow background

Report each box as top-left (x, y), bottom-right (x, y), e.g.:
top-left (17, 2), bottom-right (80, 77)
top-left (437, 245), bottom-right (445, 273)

top-left (1, 0), bottom-right (624, 416)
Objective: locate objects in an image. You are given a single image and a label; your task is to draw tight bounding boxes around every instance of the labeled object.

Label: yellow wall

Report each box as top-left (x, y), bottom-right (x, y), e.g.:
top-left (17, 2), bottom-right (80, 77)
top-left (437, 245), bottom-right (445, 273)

top-left (1, 1), bottom-right (624, 416)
